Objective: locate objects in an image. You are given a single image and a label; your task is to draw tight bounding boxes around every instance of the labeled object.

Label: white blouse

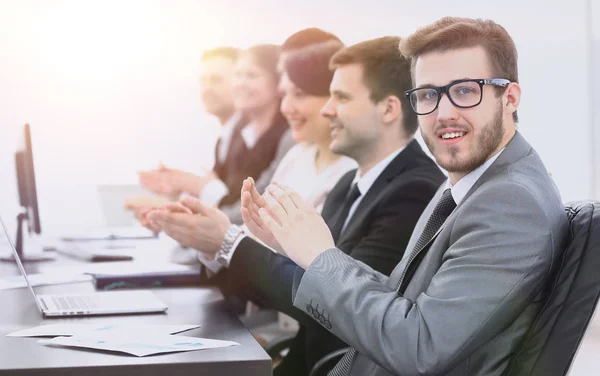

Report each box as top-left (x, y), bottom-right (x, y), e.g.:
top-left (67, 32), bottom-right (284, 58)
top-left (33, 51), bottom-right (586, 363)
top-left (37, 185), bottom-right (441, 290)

top-left (270, 143), bottom-right (358, 213)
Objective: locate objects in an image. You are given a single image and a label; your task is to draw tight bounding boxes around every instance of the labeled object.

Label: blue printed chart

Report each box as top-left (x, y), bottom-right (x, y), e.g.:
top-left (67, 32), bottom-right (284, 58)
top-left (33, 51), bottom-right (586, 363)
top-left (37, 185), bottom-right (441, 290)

top-left (38, 334), bottom-right (239, 356)
top-left (8, 323), bottom-right (200, 337)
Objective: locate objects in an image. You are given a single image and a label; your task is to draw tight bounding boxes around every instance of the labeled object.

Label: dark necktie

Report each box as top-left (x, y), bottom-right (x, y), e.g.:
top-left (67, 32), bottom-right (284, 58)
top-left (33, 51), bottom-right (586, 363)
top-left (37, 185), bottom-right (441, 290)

top-left (328, 188), bottom-right (456, 376)
top-left (395, 188), bottom-right (456, 292)
top-left (328, 183), bottom-right (361, 242)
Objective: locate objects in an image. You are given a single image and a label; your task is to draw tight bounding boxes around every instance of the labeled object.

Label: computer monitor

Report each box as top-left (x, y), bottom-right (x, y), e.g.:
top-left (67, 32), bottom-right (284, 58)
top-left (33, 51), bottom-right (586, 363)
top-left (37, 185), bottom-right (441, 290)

top-left (0, 124), bottom-right (53, 262)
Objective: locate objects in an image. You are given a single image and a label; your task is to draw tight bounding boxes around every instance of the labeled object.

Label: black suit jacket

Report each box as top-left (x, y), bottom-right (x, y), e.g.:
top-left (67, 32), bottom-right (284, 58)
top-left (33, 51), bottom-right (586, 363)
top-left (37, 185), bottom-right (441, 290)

top-left (220, 139), bottom-right (445, 375)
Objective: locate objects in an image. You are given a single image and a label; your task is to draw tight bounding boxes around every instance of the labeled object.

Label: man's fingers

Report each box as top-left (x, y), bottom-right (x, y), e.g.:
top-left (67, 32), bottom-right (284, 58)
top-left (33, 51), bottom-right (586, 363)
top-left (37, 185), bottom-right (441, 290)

top-left (241, 206), bottom-right (252, 226)
top-left (181, 197), bottom-right (212, 216)
top-left (241, 190), bottom-right (252, 210)
top-left (242, 191), bottom-right (263, 218)
top-left (147, 210), bottom-right (190, 228)
top-left (145, 210), bottom-right (167, 228)
top-left (163, 203), bottom-right (193, 215)
top-left (244, 204), bottom-right (268, 230)
top-left (139, 207), bottom-right (154, 218)
top-left (248, 178), bottom-right (267, 207)
top-left (249, 200), bottom-right (262, 217)
top-left (242, 207), bottom-right (266, 232)
top-left (138, 172), bottom-right (157, 183)
top-left (250, 197), bottom-right (282, 227)
top-left (276, 183), bottom-right (315, 213)
top-left (158, 163), bottom-right (170, 171)
top-left (241, 179), bottom-right (251, 198)
top-left (264, 192), bottom-right (288, 223)
top-left (267, 184), bottom-right (299, 214)
top-left (141, 217), bottom-right (162, 234)
top-left (259, 207), bottom-right (282, 237)
top-left (160, 225), bottom-right (191, 248)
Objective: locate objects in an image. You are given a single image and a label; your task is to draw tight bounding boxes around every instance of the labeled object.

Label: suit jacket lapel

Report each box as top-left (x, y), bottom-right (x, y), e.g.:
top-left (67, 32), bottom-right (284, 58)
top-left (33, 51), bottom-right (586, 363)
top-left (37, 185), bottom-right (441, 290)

top-left (322, 171), bottom-right (356, 232)
top-left (337, 140), bottom-right (422, 244)
top-left (408, 132), bottom-right (533, 260)
top-left (389, 132), bottom-right (533, 288)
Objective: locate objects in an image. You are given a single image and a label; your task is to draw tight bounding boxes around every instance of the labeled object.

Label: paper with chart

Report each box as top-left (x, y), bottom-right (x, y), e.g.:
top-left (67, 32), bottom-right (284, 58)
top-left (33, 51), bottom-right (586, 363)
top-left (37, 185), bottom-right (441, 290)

top-left (7, 323), bottom-right (201, 338)
top-left (38, 334), bottom-right (239, 356)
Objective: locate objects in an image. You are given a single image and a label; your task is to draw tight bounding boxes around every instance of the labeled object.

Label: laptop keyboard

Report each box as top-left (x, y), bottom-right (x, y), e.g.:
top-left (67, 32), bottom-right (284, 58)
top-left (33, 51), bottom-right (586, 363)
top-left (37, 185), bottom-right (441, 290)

top-left (51, 295), bottom-right (98, 310)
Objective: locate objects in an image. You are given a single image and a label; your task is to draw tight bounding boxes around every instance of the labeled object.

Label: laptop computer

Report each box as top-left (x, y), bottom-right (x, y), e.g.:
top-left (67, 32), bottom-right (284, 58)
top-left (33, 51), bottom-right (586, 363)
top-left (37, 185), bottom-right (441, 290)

top-left (0, 216), bottom-right (168, 317)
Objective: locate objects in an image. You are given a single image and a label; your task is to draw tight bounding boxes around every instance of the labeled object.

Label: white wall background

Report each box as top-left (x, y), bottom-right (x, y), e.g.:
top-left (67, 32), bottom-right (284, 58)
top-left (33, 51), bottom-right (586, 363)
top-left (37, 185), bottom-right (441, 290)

top-left (592, 0), bottom-right (600, 200)
top-left (0, 0), bottom-right (596, 235)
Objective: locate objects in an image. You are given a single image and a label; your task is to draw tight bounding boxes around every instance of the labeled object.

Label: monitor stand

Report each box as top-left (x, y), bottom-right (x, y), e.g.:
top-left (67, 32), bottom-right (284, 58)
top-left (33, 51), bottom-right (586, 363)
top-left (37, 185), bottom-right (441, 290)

top-left (0, 213), bottom-right (54, 262)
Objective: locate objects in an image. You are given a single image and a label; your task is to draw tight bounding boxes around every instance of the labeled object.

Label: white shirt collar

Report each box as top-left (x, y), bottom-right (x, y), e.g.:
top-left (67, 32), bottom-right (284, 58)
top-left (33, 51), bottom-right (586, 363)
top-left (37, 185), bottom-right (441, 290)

top-left (444, 148), bottom-right (505, 205)
top-left (352, 145), bottom-right (406, 196)
top-left (222, 112), bottom-right (241, 131)
top-left (217, 112), bottom-right (243, 163)
top-left (240, 122), bottom-right (260, 149)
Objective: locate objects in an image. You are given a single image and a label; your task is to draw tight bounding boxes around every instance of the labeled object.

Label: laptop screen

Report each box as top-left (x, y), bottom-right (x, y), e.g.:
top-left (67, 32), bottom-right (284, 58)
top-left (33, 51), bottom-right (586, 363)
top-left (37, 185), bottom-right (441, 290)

top-left (0, 215), bottom-right (45, 313)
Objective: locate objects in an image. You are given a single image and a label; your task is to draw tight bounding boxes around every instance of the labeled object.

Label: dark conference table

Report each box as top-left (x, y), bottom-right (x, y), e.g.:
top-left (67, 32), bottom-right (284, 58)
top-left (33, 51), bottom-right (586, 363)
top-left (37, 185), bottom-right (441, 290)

top-left (0, 245), bottom-right (272, 376)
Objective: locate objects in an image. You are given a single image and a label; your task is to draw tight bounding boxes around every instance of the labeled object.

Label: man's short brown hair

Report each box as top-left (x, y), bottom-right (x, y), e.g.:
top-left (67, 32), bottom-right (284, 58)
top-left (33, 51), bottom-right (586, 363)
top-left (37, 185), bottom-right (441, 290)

top-left (201, 46), bottom-right (240, 62)
top-left (400, 17), bottom-right (519, 122)
top-left (330, 36), bottom-right (417, 137)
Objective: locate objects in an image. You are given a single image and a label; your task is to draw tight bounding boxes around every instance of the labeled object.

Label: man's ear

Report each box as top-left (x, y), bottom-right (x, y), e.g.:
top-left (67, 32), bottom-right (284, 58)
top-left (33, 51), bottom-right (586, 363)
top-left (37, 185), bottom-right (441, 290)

top-left (504, 82), bottom-right (521, 118)
top-left (380, 95), bottom-right (402, 124)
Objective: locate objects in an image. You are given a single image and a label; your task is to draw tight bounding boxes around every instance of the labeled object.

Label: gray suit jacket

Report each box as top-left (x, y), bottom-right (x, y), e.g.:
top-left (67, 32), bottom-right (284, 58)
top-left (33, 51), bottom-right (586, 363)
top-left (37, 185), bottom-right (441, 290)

top-left (292, 132), bottom-right (569, 376)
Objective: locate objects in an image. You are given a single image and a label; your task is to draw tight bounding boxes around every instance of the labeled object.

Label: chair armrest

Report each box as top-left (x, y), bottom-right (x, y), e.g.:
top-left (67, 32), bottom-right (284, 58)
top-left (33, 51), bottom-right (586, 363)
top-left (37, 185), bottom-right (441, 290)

top-left (263, 333), bottom-right (297, 357)
top-left (309, 347), bottom-right (350, 376)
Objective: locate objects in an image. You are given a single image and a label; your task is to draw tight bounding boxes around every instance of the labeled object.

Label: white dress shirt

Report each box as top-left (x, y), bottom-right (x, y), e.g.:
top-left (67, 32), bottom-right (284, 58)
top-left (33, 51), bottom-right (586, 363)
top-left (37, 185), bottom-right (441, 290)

top-left (216, 112), bottom-right (242, 164)
top-left (444, 148), bottom-right (505, 205)
top-left (200, 116), bottom-right (259, 206)
top-left (270, 143), bottom-right (358, 213)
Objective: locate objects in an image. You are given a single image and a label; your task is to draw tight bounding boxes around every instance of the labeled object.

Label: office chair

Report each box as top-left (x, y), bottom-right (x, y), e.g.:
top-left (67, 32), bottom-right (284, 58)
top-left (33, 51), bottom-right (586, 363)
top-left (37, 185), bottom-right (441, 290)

top-left (505, 201), bottom-right (600, 375)
top-left (309, 348), bottom-right (350, 376)
top-left (306, 201), bottom-right (600, 376)
top-left (264, 334), bottom-right (348, 376)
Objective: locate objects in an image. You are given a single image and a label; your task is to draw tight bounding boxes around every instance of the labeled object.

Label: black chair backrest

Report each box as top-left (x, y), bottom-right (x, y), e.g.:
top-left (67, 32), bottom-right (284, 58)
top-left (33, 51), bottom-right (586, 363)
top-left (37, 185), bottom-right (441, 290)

top-left (309, 348), bottom-right (349, 376)
top-left (506, 201), bottom-right (600, 375)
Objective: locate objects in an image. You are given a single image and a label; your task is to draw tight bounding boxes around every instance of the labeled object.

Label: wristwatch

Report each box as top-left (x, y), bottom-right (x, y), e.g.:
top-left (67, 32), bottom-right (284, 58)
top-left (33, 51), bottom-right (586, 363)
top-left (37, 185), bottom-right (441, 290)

top-left (216, 224), bottom-right (244, 267)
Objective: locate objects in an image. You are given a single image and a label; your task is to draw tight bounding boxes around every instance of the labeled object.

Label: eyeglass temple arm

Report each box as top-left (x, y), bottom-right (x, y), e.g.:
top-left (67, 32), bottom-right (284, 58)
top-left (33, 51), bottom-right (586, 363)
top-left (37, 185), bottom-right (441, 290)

top-left (483, 78), bottom-right (511, 87)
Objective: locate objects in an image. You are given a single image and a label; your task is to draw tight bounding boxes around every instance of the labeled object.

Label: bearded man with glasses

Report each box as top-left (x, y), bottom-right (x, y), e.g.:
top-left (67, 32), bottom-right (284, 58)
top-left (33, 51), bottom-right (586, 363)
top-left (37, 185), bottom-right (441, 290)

top-left (248, 17), bottom-right (569, 375)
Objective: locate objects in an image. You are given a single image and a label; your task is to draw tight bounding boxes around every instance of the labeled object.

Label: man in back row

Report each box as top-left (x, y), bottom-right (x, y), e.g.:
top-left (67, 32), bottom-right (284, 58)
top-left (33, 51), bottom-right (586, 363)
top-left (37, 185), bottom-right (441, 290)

top-left (126, 29), bottom-right (343, 227)
top-left (251, 17), bottom-right (568, 375)
top-left (125, 46), bottom-right (247, 225)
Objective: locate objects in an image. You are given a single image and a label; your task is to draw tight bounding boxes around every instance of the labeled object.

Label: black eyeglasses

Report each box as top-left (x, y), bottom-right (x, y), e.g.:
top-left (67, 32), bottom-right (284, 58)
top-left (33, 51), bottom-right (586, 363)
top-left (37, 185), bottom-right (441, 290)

top-left (404, 78), bottom-right (511, 115)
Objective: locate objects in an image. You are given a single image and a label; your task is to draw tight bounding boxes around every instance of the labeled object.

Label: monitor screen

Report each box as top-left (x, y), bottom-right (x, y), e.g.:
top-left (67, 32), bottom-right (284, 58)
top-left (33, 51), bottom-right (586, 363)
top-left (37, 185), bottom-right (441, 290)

top-left (15, 123), bottom-right (41, 234)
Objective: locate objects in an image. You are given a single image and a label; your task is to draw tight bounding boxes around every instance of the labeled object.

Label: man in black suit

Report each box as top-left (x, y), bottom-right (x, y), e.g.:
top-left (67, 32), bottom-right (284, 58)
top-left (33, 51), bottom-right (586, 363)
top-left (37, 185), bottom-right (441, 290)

top-left (147, 37), bottom-right (445, 375)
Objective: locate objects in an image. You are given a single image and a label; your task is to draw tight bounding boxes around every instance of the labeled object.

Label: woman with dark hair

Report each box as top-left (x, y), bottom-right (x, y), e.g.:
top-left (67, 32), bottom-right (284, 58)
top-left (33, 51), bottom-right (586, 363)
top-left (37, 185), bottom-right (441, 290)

top-left (242, 41), bottom-right (357, 376)
top-left (266, 40), bottom-right (357, 213)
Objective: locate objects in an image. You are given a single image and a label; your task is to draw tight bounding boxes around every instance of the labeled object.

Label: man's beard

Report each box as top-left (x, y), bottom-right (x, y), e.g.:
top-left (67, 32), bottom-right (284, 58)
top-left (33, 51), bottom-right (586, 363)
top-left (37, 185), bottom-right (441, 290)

top-left (424, 102), bottom-right (505, 175)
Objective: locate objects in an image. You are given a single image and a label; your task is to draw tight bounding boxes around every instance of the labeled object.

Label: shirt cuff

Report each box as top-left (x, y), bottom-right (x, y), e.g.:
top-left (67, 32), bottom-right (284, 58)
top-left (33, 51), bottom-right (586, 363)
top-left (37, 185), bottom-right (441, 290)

top-left (197, 252), bottom-right (223, 276)
top-left (199, 179), bottom-right (229, 206)
top-left (196, 233), bottom-right (247, 277)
